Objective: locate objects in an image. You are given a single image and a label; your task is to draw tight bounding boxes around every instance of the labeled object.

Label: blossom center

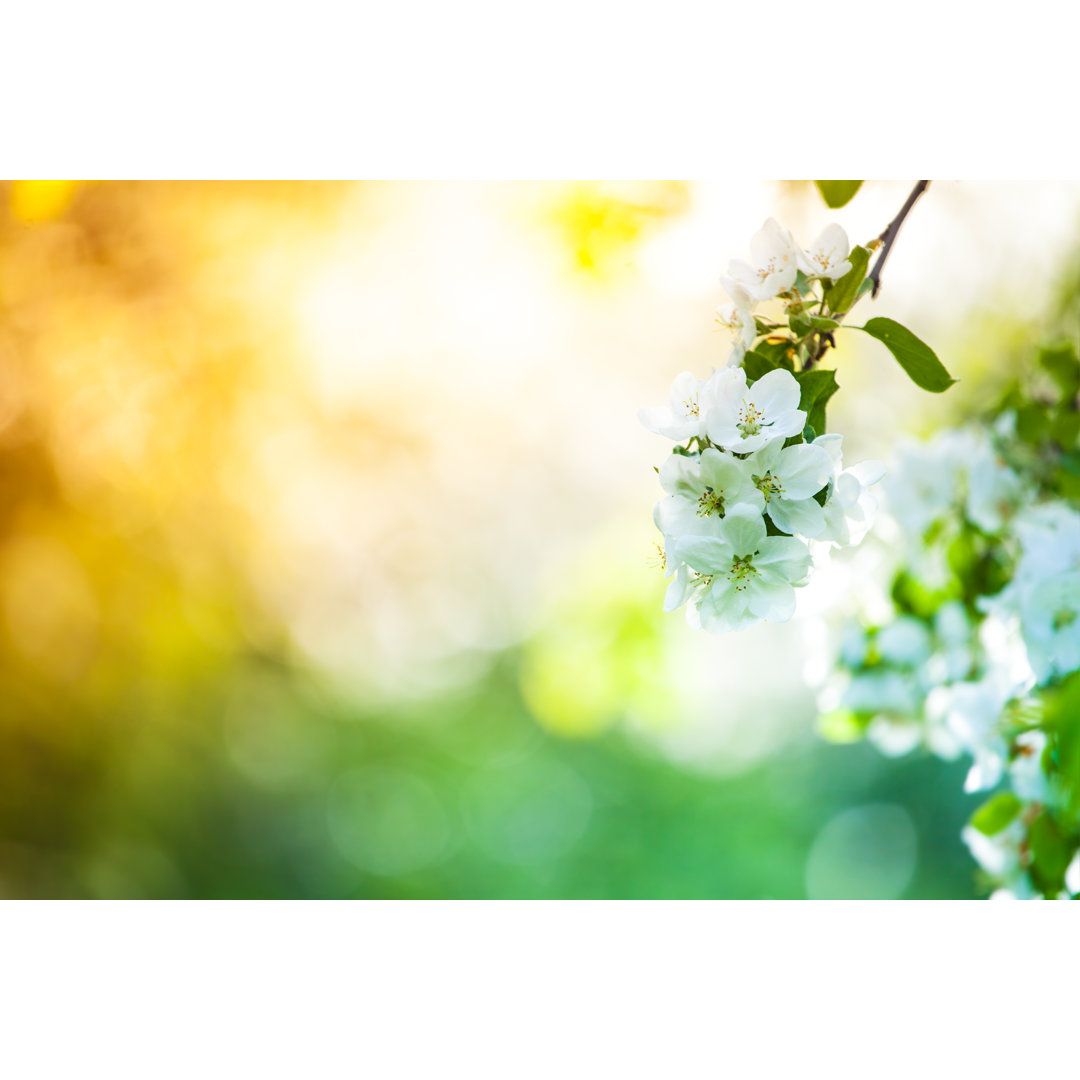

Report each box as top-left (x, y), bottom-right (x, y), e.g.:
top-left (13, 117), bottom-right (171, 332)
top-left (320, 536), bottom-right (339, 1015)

top-left (647, 543), bottom-right (667, 571)
top-left (736, 401), bottom-right (769, 438)
top-left (682, 394), bottom-right (700, 417)
top-left (727, 552), bottom-right (760, 591)
top-left (697, 487), bottom-right (724, 517)
top-left (752, 470), bottom-right (784, 502)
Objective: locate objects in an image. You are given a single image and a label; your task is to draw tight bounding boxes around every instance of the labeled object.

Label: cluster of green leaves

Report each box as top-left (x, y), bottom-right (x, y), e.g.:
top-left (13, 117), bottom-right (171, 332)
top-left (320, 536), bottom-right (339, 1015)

top-left (967, 740), bottom-right (1078, 899)
top-left (998, 342), bottom-right (1080, 498)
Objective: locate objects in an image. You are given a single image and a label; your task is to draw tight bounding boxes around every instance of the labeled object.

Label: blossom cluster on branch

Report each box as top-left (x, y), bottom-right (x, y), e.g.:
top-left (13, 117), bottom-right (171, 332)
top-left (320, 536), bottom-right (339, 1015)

top-left (639, 214), bottom-right (950, 634)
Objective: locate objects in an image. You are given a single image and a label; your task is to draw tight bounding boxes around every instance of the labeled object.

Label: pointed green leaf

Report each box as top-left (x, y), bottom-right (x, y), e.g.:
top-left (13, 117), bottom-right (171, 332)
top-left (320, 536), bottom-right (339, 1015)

top-left (855, 317), bottom-right (956, 393)
top-left (745, 340), bottom-right (795, 377)
top-left (1016, 402), bottom-right (1050, 444)
top-left (1028, 812), bottom-right (1072, 896)
top-left (969, 792), bottom-right (1021, 836)
top-left (823, 245), bottom-right (871, 316)
top-left (1051, 406), bottom-right (1080, 446)
top-left (789, 311), bottom-right (813, 337)
top-left (816, 709), bottom-right (868, 743)
top-left (795, 368), bottom-right (839, 435)
top-left (814, 180), bottom-right (863, 209)
top-left (741, 349), bottom-right (781, 384)
top-left (1039, 342), bottom-right (1080, 400)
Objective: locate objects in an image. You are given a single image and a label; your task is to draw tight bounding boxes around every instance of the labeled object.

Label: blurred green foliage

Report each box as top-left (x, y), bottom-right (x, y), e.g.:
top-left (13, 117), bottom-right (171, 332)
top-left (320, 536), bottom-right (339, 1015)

top-left (0, 646), bottom-right (982, 899)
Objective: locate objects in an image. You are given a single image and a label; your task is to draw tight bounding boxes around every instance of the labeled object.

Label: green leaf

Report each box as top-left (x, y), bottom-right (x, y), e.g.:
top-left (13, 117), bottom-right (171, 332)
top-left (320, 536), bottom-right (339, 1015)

top-left (814, 181), bottom-right (863, 209)
top-left (969, 792), bottom-right (1021, 836)
top-left (809, 315), bottom-right (839, 331)
top-left (795, 368), bottom-right (839, 435)
top-left (1061, 449), bottom-right (1080, 476)
top-left (816, 709), bottom-right (868, 744)
top-left (1058, 471), bottom-right (1080, 500)
top-left (742, 349), bottom-right (782, 384)
top-left (1028, 812), bottom-right (1072, 896)
top-left (789, 311), bottom-right (813, 338)
top-left (1016, 402), bottom-right (1050, 445)
top-left (855, 317), bottom-right (956, 393)
top-left (823, 245), bottom-right (871, 316)
top-left (1043, 669), bottom-right (1080, 818)
top-left (1039, 342), bottom-right (1080, 400)
top-left (1051, 406), bottom-right (1080, 447)
top-left (745, 339), bottom-right (796, 376)
top-left (890, 570), bottom-right (959, 619)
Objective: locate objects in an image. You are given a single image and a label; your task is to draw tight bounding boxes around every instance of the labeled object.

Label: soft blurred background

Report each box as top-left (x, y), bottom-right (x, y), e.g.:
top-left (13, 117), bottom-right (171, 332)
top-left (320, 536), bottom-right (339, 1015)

top-left (1, 179), bottom-right (1078, 899)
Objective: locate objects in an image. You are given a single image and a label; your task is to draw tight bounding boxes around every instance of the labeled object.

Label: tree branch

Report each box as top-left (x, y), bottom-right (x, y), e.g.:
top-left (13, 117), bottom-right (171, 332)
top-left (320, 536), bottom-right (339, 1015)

top-left (804, 180), bottom-right (931, 369)
top-left (867, 180), bottom-right (930, 299)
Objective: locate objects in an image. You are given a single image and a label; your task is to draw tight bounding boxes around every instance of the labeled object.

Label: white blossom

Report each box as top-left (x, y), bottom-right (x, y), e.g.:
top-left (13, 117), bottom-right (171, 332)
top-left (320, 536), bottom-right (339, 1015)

top-left (927, 678), bottom-right (1012, 793)
top-left (796, 223), bottom-right (852, 281)
top-left (1066, 852), bottom-right (1080, 896)
top-left (841, 669), bottom-right (922, 716)
top-left (638, 370), bottom-right (714, 442)
top-left (964, 432), bottom-right (1027, 533)
top-left (813, 434), bottom-right (886, 546)
top-left (1009, 730), bottom-right (1051, 803)
top-left (962, 821), bottom-right (1026, 882)
top-left (673, 505), bottom-right (811, 634)
top-left (1013, 502), bottom-right (1080, 578)
top-left (714, 285), bottom-right (757, 367)
top-left (1017, 569), bottom-right (1080, 682)
top-left (876, 616), bottom-right (934, 667)
top-left (933, 602), bottom-right (977, 682)
top-left (653, 448), bottom-right (763, 541)
top-left (705, 367), bottom-right (806, 454)
top-left (743, 438), bottom-right (833, 538)
top-left (881, 432), bottom-right (972, 539)
top-left (721, 218), bottom-right (798, 303)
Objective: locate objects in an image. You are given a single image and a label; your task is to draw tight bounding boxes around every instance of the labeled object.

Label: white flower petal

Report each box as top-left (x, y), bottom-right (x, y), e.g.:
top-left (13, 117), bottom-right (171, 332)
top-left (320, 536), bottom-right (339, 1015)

top-left (767, 496), bottom-right (826, 538)
top-left (747, 579), bottom-right (797, 621)
top-left (719, 505), bottom-right (767, 555)
top-left (776, 442), bottom-right (832, 499)
top-left (748, 369), bottom-right (801, 418)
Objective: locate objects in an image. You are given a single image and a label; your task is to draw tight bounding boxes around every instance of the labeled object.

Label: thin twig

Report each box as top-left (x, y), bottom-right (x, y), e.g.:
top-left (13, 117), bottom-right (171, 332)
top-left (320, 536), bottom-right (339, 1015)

top-left (867, 180), bottom-right (930, 298)
top-left (804, 179), bottom-right (931, 368)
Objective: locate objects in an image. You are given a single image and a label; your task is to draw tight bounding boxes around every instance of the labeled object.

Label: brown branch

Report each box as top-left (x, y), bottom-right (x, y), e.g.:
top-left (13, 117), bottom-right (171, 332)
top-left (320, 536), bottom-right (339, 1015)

top-left (867, 180), bottom-right (930, 299)
top-left (804, 180), bottom-right (931, 369)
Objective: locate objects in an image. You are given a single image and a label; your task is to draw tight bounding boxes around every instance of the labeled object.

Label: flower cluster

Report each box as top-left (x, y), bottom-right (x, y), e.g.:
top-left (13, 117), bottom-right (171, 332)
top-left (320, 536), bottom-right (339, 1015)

top-left (641, 219), bottom-right (886, 634)
top-left (816, 397), bottom-right (1080, 899)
